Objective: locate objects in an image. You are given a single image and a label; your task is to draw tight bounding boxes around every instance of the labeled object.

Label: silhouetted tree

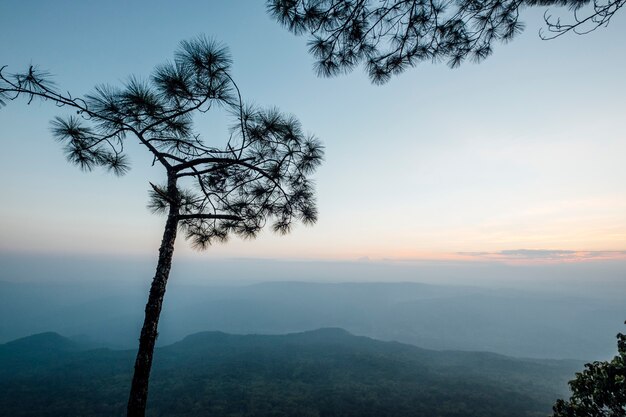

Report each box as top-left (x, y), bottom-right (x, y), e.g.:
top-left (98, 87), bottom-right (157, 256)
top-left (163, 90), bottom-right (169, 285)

top-left (267, 0), bottom-right (624, 83)
top-left (552, 321), bottom-right (626, 417)
top-left (0, 37), bottom-right (323, 417)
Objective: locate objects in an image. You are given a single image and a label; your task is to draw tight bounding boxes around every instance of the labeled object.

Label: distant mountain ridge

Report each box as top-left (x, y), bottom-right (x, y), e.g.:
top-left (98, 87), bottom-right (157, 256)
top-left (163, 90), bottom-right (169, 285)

top-left (2, 280), bottom-right (623, 359)
top-left (0, 328), bottom-right (582, 417)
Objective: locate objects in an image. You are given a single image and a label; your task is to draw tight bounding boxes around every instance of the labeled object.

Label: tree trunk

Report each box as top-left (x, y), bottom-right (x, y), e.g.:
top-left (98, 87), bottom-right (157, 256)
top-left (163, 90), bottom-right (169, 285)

top-left (127, 175), bottom-right (179, 417)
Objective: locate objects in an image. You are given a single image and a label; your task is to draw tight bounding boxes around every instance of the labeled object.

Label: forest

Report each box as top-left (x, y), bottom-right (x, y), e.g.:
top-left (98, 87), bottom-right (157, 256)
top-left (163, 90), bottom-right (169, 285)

top-left (0, 328), bottom-right (582, 417)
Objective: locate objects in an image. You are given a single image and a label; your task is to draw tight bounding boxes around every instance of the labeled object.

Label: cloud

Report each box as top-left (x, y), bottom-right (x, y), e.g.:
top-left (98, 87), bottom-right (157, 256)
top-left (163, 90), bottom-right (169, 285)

top-left (457, 249), bottom-right (626, 262)
top-left (498, 249), bottom-right (576, 259)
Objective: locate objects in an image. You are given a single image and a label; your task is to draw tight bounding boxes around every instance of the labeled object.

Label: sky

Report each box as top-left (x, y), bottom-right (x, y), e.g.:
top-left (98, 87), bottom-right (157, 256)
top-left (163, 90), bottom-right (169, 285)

top-left (1, 1), bottom-right (625, 267)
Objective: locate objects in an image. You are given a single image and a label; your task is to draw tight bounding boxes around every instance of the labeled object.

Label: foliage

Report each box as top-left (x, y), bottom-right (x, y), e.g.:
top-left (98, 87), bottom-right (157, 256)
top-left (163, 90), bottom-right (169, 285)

top-left (552, 322), bottom-right (626, 417)
top-left (267, 0), bottom-right (625, 83)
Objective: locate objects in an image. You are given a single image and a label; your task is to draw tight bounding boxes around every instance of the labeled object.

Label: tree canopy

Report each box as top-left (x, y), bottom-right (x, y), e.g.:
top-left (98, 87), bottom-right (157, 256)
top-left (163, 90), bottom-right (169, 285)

top-left (553, 322), bottom-right (626, 417)
top-left (0, 37), bottom-right (323, 246)
top-left (268, 0), bottom-right (624, 83)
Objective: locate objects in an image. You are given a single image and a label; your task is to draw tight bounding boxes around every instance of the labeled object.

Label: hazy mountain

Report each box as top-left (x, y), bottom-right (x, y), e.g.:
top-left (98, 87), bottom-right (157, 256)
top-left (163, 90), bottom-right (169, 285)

top-left (1, 281), bottom-right (623, 359)
top-left (0, 328), bottom-right (582, 417)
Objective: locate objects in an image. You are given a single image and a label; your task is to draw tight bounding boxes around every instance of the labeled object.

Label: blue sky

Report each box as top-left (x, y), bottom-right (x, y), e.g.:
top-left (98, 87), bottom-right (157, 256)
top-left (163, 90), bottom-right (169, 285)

top-left (1, 1), bottom-right (625, 263)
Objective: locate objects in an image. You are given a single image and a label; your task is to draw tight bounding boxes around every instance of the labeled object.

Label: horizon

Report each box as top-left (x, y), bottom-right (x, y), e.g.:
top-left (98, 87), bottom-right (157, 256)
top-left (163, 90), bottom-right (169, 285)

top-left (2, 251), bottom-right (625, 300)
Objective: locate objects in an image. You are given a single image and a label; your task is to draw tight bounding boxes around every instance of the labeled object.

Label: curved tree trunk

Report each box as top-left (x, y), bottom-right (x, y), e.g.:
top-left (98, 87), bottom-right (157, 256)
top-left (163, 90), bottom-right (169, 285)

top-left (127, 175), bottom-right (179, 417)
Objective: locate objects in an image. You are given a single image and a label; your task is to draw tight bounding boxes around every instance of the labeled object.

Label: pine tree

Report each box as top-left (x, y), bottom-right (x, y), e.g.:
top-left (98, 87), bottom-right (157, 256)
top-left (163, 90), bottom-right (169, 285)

top-left (0, 36), bottom-right (323, 417)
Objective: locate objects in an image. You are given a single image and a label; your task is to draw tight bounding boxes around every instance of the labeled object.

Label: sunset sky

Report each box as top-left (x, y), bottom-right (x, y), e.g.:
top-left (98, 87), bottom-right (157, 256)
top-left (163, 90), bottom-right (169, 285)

top-left (1, 0), bottom-right (625, 264)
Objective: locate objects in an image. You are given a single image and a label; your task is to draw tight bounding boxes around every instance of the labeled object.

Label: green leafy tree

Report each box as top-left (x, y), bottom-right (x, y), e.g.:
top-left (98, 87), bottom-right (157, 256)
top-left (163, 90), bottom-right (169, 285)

top-left (553, 322), bottom-right (626, 417)
top-left (0, 37), bottom-right (323, 417)
top-left (267, 0), bottom-right (624, 83)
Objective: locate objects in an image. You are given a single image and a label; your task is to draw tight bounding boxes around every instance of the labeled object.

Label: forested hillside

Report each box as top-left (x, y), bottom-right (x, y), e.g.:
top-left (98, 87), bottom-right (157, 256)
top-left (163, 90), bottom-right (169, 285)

top-left (0, 328), bottom-right (581, 417)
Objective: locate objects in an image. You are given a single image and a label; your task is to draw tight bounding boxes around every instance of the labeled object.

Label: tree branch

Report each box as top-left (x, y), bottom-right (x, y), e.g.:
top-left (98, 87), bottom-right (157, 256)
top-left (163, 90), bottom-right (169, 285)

top-left (177, 213), bottom-right (243, 221)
